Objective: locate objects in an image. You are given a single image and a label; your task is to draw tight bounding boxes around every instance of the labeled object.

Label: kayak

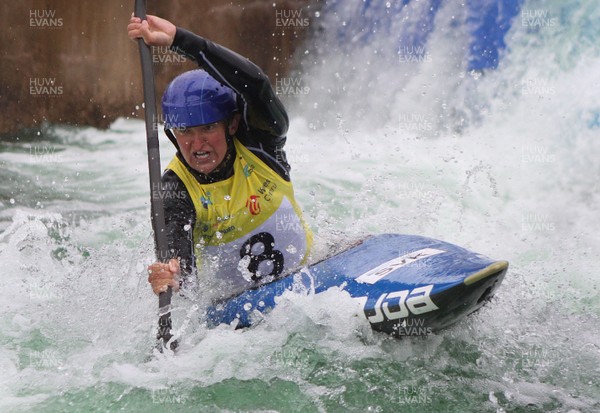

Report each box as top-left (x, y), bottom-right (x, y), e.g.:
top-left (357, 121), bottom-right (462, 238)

top-left (206, 234), bottom-right (508, 336)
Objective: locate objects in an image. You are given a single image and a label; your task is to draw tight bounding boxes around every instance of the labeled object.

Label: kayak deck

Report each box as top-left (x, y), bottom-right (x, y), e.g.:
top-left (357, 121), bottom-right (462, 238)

top-left (206, 234), bottom-right (508, 336)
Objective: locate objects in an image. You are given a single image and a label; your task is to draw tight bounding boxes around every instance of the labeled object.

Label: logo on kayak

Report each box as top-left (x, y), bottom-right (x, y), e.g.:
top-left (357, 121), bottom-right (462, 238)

top-left (355, 248), bottom-right (445, 284)
top-left (246, 195), bottom-right (261, 215)
top-left (362, 284), bottom-right (439, 324)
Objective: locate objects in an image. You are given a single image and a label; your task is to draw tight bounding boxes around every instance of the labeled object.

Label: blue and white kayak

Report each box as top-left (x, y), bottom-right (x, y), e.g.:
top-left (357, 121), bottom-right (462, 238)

top-left (206, 234), bottom-right (508, 336)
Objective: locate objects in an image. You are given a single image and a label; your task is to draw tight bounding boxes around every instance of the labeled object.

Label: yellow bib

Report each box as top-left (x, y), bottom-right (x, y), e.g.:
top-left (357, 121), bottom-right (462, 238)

top-left (166, 138), bottom-right (312, 294)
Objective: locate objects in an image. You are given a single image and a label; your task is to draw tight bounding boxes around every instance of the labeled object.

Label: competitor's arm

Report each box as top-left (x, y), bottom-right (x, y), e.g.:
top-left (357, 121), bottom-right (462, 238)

top-left (170, 27), bottom-right (289, 141)
top-left (128, 15), bottom-right (289, 158)
top-left (147, 172), bottom-right (197, 295)
top-left (127, 15), bottom-right (290, 175)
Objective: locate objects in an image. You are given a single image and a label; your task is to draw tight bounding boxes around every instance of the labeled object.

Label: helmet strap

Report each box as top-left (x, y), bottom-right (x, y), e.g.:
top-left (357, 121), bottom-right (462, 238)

top-left (165, 128), bottom-right (180, 152)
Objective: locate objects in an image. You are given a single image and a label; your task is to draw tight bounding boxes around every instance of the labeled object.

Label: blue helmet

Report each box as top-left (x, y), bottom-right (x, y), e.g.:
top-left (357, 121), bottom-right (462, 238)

top-left (161, 69), bottom-right (237, 129)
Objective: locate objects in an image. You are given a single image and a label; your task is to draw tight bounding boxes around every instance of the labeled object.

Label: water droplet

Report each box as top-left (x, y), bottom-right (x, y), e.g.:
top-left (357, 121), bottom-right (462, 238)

top-left (224, 195), bottom-right (231, 201)
top-left (9, 198), bottom-right (15, 204)
top-left (243, 302), bottom-right (252, 311)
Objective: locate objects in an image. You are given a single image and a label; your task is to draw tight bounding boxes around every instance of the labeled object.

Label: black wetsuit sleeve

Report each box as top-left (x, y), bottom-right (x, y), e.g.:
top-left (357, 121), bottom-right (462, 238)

top-left (170, 28), bottom-right (291, 178)
top-left (160, 170), bottom-right (196, 288)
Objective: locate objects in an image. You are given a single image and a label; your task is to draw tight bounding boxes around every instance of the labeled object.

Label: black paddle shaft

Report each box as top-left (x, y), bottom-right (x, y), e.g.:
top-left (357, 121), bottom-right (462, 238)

top-left (134, 0), bottom-right (177, 351)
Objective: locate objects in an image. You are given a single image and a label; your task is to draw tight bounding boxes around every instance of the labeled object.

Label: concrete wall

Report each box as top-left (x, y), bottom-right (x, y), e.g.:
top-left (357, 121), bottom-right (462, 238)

top-left (0, 0), bottom-right (314, 135)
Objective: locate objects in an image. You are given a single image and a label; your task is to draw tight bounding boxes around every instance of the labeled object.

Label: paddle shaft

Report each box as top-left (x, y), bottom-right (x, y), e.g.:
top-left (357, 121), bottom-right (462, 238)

top-left (134, 0), bottom-right (177, 351)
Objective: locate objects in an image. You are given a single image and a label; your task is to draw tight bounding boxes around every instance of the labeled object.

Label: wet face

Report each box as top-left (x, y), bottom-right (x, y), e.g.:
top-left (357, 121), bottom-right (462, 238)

top-left (173, 114), bottom-right (240, 174)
